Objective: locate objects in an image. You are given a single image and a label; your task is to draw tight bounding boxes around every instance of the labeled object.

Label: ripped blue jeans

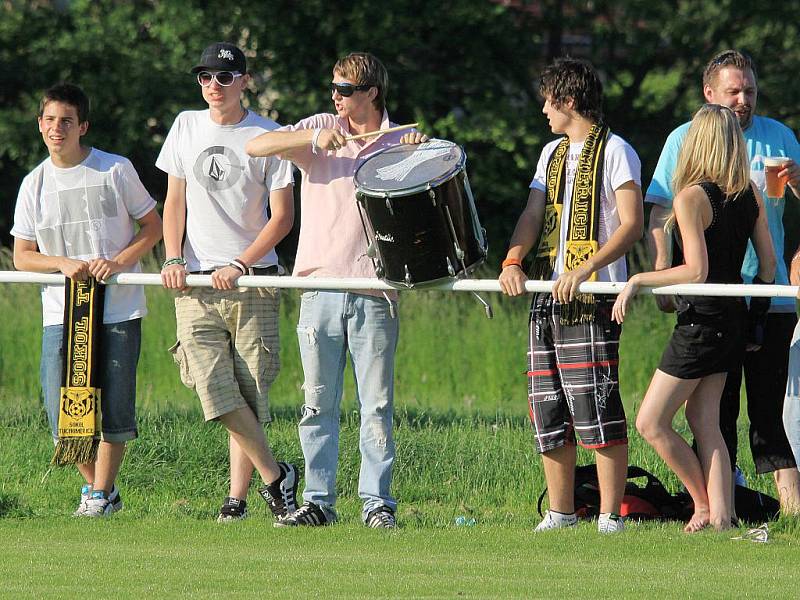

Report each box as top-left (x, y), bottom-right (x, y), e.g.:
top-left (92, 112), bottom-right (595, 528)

top-left (296, 291), bottom-right (398, 518)
top-left (784, 320), bottom-right (800, 467)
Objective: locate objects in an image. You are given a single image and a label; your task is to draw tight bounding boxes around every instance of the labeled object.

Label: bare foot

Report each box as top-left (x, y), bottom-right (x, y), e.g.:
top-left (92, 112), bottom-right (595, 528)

top-left (711, 516), bottom-right (732, 532)
top-left (684, 508), bottom-right (710, 533)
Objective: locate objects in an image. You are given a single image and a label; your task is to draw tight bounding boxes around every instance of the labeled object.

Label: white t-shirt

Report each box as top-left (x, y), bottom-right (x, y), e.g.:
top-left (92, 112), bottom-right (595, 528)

top-left (530, 133), bottom-right (641, 282)
top-left (155, 109), bottom-right (294, 271)
top-left (12, 148), bottom-right (156, 326)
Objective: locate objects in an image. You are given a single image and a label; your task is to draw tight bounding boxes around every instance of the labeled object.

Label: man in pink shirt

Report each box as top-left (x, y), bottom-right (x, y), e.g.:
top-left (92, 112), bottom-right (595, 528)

top-left (247, 52), bottom-right (425, 528)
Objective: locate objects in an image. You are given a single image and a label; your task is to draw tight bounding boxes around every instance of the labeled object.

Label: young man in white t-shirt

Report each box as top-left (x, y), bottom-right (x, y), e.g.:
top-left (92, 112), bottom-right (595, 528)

top-left (157, 42), bottom-right (298, 523)
top-left (12, 83), bottom-right (162, 517)
top-left (499, 59), bottom-right (643, 533)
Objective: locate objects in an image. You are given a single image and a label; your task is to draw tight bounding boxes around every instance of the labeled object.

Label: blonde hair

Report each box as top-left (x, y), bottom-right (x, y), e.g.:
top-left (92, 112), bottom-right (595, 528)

top-left (666, 104), bottom-right (750, 231)
top-left (333, 52), bottom-right (388, 112)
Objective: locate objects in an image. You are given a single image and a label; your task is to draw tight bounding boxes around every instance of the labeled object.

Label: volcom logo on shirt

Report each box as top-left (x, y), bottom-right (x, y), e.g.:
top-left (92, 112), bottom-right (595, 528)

top-left (193, 146), bottom-right (244, 192)
top-left (218, 49), bottom-right (234, 61)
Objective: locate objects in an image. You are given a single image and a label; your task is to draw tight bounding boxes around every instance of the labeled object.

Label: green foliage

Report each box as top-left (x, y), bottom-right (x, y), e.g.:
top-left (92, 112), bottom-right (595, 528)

top-left (4, 1), bottom-right (800, 260)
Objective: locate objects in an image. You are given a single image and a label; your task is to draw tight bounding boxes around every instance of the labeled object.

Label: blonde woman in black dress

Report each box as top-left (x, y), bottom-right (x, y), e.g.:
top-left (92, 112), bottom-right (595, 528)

top-left (612, 104), bottom-right (776, 532)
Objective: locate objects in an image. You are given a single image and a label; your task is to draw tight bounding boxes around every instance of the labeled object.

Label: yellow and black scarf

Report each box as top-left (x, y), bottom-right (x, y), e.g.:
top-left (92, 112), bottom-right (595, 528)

top-left (531, 122), bottom-right (609, 323)
top-left (52, 277), bottom-right (105, 466)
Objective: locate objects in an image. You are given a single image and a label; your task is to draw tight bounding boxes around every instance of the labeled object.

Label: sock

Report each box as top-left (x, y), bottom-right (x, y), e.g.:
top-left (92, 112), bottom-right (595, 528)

top-left (549, 510), bottom-right (577, 523)
top-left (265, 464), bottom-right (287, 491)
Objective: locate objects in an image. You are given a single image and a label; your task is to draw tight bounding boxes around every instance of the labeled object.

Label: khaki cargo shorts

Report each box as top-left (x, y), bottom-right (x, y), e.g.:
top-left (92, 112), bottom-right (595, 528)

top-left (170, 287), bottom-right (280, 423)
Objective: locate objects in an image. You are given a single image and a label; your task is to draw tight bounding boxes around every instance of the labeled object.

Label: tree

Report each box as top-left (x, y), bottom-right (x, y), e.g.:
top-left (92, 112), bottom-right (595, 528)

top-left (2, 0), bottom-right (799, 264)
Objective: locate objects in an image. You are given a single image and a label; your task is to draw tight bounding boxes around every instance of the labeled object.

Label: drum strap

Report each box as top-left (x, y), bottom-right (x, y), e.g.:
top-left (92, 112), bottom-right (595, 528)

top-left (52, 277), bottom-right (105, 466)
top-left (532, 122), bottom-right (609, 324)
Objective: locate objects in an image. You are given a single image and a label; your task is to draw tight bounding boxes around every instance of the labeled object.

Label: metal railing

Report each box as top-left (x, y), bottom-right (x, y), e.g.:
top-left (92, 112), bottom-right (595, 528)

top-left (1, 271), bottom-right (797, 298)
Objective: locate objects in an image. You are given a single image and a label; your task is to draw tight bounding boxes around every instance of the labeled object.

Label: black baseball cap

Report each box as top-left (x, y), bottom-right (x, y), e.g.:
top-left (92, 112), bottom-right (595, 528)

top-left (191, 42), bottom-right (247, 74)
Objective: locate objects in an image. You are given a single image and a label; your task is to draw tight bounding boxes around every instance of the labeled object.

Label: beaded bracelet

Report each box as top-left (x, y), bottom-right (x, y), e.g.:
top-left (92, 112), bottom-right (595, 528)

top-left (162, 257), bottom-right (187, 270)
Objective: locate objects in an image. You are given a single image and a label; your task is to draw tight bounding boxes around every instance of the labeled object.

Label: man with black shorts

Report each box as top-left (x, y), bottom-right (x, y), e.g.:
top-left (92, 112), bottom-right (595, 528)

top-left (646, 50), bottom-right (800, 513)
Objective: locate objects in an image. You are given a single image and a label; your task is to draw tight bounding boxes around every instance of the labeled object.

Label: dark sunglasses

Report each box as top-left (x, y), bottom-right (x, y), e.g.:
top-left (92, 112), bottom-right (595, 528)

top-left (197, 71), bottom-right (243, 87)
top-left (330, 82), bottom-right (372, 97)
top-left (708, 50), bottom-right (754, 70)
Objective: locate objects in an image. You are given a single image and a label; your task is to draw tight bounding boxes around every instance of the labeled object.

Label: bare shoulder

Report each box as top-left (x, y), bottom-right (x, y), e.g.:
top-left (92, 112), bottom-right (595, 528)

top-left (673, 184), bottom-right (707, 211)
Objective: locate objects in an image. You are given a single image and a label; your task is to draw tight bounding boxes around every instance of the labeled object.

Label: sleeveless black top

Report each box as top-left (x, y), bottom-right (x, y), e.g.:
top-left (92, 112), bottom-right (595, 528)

top-left (674, 181), bottom-right (758, 315)
top-left (698, 182), bottom-right (758, 283)
top-left (659, 182), bottom-right (758, 378)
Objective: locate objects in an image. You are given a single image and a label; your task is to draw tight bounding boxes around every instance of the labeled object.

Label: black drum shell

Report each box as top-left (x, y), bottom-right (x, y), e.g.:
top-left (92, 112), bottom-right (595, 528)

top-left (357, 168), bottom-right (486, 287)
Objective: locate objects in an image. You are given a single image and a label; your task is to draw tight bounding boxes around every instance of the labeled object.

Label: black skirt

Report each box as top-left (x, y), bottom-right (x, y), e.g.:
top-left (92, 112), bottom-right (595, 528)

top-left (658, 297), bottom-right (746, 380)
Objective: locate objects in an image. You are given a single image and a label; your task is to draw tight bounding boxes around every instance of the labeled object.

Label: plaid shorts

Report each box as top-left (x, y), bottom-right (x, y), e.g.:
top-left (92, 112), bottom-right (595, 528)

top-left (528, 294), bottom-right (627, 453)
top-left (170, 287), bottom-right (280, 423)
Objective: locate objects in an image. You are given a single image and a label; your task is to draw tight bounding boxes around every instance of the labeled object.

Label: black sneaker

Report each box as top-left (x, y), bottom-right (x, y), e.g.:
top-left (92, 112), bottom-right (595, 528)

top-left (274, 501), bottom-right (335, 528)
top-left (108, 484), bottom-right (124, 514)
top-left (217, 497), bottom-right (248, 523)
top-left (258, 462), bottom-right (299, 520)
top-left (365, 506), bottom-right (397, 529)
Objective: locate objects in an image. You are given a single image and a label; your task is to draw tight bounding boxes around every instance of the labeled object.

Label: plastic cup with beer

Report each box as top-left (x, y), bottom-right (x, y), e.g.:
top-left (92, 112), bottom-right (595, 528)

top-left (764, 156), bottom-right (790, 198)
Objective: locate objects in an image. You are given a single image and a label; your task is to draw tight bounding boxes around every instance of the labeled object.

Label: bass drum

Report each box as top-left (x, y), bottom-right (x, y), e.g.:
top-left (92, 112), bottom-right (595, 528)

top-left (354, 139), bottom-right (487, 288)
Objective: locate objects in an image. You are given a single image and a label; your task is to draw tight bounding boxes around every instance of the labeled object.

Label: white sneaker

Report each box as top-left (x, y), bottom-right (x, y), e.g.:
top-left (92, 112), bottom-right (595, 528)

top-left (535, 510), bottom-right (578, 532)
top-left (82, 486), bottom-right (123, 518)
top-left (598, 512), bottom-right (624, 534)
top-left (72, 483), bottom-right (93, 517)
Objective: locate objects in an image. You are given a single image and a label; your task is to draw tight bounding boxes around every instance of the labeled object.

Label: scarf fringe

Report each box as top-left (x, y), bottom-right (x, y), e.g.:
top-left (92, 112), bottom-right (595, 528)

top-left (51, 437), bottom-right (99, 466)
top-left (530, 257), bottom-right (556, 281)
top-left (559, 293), bottom-right (596, 325)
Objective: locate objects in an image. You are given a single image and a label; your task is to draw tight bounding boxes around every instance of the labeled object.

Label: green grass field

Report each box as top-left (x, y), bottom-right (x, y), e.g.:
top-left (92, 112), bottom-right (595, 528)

top-left (1, 262), bottom-right (798, 598)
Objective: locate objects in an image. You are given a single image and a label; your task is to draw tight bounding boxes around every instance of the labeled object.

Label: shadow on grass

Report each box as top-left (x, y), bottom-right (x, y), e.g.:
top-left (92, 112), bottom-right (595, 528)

top-left (0, 492), bottom-right (33, 518)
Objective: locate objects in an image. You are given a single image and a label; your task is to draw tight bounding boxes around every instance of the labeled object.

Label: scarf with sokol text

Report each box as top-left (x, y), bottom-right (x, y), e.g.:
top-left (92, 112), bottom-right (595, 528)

top-left (531, 122), bottom-right (609, 324)
top-left (52, 277), bottom-right (105, 466)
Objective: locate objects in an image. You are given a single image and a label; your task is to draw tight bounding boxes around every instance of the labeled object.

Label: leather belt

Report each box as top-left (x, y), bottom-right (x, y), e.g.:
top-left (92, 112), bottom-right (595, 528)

top-left (190, 265), bottom-right (280, 276)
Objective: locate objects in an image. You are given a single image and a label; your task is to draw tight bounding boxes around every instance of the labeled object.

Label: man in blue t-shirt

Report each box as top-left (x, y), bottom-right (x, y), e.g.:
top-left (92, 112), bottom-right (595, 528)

top-left (646, 50), bottom-right (800, 514)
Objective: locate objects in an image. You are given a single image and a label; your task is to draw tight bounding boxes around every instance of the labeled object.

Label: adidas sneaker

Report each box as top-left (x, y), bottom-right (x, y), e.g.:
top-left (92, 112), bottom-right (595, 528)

top-left (365, 506), bottom-right (396, 529)
top-left (72, 483), bottom-right (93, 517)
top-left (83, 491), bottom-right (114, 518)
top-left (274, 502), bottom-right (336, 528)
top-left (217, 497), bottom-right (248, 523)
top-left (258, 462), bottom-right (299, 520)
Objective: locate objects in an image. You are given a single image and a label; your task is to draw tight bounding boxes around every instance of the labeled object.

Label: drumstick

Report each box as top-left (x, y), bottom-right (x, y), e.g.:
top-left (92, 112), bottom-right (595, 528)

top-left (344, 122), bottom-right (419, 141)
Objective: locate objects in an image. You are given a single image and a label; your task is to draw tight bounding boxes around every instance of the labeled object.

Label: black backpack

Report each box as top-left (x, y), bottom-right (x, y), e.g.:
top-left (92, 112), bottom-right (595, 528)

top-left (734, 484), bottom-right (780, 523)
top-left (537, 464), bottom-right (692, 521)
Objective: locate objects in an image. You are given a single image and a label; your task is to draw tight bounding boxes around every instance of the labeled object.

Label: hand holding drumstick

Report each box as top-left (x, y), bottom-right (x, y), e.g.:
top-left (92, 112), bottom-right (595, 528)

top-left (315, 128), bottom-right (348, 152)
top-left (315, 123), bottom-right (427, 152)
top-left (399, 130), bottom-right (429, 144)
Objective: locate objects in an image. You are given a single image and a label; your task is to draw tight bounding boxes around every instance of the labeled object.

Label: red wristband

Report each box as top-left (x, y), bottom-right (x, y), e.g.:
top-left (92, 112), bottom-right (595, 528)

top-left (501, 258), bottom-right (523, 270)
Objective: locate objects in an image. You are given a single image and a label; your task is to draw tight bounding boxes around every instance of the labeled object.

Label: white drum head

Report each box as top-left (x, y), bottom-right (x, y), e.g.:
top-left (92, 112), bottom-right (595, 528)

top-left (355, 139), bottom-right (465, 196)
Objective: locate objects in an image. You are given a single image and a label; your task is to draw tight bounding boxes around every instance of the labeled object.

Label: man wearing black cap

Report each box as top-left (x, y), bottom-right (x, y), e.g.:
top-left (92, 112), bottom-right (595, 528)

top-left (157, 42), bottom-right (299, 523)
